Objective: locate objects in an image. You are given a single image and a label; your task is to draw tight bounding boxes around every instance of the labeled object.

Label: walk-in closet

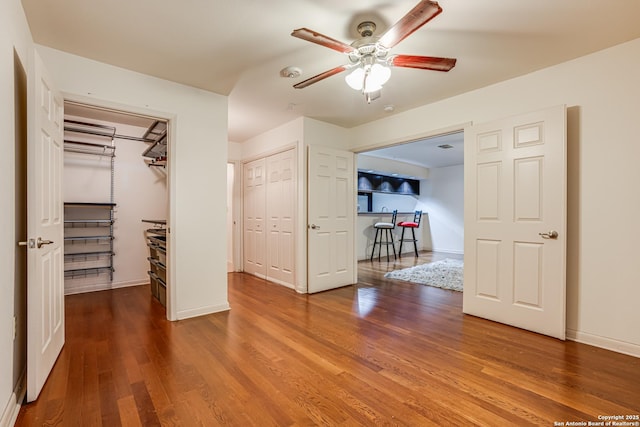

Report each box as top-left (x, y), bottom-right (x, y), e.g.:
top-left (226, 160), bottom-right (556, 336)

top-left (63, 102), bottom-right (168, 306)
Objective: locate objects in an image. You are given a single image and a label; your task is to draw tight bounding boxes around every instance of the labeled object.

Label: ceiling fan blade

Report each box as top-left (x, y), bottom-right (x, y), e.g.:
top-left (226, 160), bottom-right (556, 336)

top-left (378, 0), bottom-right (443, 49)
top-left (391, 54), bottom-right (456, 71)
top-left (293, 65), bottom-right (349, 89)
top-left (291, 28), bottom-right (356, 54)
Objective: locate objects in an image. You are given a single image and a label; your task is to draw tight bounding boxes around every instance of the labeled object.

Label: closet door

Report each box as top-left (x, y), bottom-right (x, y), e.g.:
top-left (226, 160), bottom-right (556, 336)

top-left (243, 158), bottom-right (266, 277)
top-left (266, 149), bottom-right (296, 287)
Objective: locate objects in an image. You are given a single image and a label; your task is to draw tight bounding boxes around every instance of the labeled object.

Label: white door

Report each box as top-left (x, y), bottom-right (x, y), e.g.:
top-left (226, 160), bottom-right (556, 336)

top-left (266, 149), bottom-right (296, 287)
top-left (243, 158), bottom-right (266, 277)
top-left (26, 50), bottom-right (65, 401)
top-left (308, 146), bottom-right (356, 293)
top-left (463, 105), bottom-right (567, 339)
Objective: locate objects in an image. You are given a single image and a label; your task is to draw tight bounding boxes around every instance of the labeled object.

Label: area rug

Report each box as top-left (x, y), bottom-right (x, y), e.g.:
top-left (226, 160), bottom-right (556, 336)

top-left (384, 258), bottom-right (464, 291)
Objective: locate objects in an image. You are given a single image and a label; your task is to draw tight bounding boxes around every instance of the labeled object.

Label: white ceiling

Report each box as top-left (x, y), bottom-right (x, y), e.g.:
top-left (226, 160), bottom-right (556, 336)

top-left (22, 0), bottom-right (640, 145)
top-left (361, 131), bottom-right (463, 169)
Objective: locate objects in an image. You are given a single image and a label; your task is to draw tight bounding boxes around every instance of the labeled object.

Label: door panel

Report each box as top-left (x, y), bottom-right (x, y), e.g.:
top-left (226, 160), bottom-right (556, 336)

top-left (463, 105), bottom-right (566, 340)
top-left (308, 146), bottom-right (355, 293)
top-left (243, 158), bottom-right (266, 277)
top-left (266, 149), bottom-right (296, 286)
top-left (27, 50), bottom-right (65, 402)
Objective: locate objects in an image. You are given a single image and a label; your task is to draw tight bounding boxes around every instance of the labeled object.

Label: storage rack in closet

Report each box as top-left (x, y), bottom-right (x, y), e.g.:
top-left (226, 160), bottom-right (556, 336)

top-left (142, 120), bottom-right (167, 167)
top-left (63, 119), bottom-right (116, 281)
top-left (143, 219), bottom-right (167, 306)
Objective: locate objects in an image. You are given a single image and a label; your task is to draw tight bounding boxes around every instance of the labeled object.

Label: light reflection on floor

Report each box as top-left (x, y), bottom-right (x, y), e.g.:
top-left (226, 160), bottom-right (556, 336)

top-left (353, 287), bottom-right (379, 317)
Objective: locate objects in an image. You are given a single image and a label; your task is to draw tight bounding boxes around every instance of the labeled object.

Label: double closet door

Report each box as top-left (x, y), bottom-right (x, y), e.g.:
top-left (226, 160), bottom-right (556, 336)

top-left (243, 148), bottom-right (296, 288)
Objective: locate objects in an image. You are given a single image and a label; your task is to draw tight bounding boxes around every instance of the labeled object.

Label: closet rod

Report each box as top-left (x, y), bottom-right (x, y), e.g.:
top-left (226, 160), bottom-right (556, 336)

top-left (64, 139), bottom-right (115, 150)
top-left (63, 148), bottom-right (115, 157)
top-left (65, 119), bottom-right (116, 137)
top-left (64, 119), bottom-right (158, 143)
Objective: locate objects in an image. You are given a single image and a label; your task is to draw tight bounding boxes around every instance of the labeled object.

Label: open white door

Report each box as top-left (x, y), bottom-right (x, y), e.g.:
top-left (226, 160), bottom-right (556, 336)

top-left (26, 50), bottom-right (65, 401)
top-left (307, 146), bottom-right (356, 293)
top-left (463, 105), bottom-right (567, 339)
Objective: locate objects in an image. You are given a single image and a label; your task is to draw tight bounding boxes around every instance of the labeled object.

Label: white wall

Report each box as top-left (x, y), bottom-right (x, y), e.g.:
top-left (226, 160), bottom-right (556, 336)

top-left (416, 165), bottom-right (464, 254)
top-left (349, 38), bottom-right (640, 357)
top-left (36, 45), bottom-right (230, 321)
top-left (112, 131), bottom-right (168, 288)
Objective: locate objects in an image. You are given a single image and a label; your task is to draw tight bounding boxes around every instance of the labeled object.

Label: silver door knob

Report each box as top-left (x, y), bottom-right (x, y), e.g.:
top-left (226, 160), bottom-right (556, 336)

top-left (37, 237), bottom-right (54, 248)
top-left (538, 231), bottom-right (558, 239)
top-left (309, 224), bottom-right (320, 230)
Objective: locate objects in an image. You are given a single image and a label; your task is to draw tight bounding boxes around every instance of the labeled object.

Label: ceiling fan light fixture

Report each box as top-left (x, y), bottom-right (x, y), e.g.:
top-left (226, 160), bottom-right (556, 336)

top-left (345, 63), bottom-right (391, 93)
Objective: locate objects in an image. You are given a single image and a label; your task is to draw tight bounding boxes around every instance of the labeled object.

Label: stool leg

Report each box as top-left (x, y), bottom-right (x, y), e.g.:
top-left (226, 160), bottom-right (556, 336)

top-left (399, 227), bottom-right (406, 257)
top-left (385, 229), bottom-right (391, 262)
top-left (390, 229), bottom-right (396, 260)
top-left (411, 227), bottom-right (418, 257)
top-left (370, 228), bottom-right (379, 261)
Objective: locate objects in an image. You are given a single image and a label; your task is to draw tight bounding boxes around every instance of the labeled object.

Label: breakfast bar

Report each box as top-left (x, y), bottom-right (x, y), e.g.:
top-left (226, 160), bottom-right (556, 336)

top-left (357, 211), bottom-right (429, 261)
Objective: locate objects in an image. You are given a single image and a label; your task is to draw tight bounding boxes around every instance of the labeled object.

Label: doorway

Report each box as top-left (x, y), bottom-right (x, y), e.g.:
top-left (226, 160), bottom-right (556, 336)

top-left (61, 102), bottom-right (170, 309)
top-left (356, 131), bottom-right (465, 265)
top-left (13, 49), bottom-right (28, 400)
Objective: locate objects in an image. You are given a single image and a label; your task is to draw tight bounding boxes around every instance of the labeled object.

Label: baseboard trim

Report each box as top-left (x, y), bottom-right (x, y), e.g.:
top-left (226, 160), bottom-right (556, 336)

top-left (431, 248), bottom-right (464, 255)
top-left (64, 280), bottom-right (148, 295)
top-left (1, 370), bottom-right (25, 427)
top-left (176, 302), bottom-right (231, 320)
top-left (111, 279), bottom-right (148, 289)
top-left (567, 329), bottom-right (640, 358)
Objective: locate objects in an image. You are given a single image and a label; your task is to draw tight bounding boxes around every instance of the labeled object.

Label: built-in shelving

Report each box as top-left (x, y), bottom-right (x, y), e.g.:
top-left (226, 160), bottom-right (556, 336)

top-left (63, 119), bottom-right (117, 285)
top-left (142, 121), bottom-right (168, 167)
top-left (143, 219), bottom-right (167, 306)
top-left (64, 202), bottom-right (116, 280)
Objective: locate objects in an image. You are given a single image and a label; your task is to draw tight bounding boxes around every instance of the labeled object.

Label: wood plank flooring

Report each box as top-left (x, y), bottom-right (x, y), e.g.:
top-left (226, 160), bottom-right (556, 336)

top-left (16, 252), bottom-right (640, 426)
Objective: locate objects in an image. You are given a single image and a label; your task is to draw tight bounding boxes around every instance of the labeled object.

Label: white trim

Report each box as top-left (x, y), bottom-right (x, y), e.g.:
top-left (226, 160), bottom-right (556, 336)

top-left (0, 371), bottom-right (25, 427)
top-left (111, 279), bottom-right (149, 289)
top-left (240, 143), bottom-right (298, 165)
top-left (63, 280), bottom-right (148, 295)
top-left (352, 122), bottom-right (471, 154)
top-left (431, 248), bottom-right (464, 255)
top-left (58, 93), bottom-right (178, 322)
top-left (176, 303), bottom-right (230, 320)
top-left (567, 329), bottom-right (640, 358)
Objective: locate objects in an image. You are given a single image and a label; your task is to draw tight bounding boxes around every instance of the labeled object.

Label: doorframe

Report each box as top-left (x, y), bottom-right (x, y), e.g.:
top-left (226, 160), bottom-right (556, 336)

top-left (12, 48), bottom-right (29, 419)
top-left (351, 122), bottom-right (470, 278)
top-left (59, 93), bottom-right (178, 320)
top-left (239, 141), bottom-right (306, 292)
top-left (227, 161), bottom-right (242, 272)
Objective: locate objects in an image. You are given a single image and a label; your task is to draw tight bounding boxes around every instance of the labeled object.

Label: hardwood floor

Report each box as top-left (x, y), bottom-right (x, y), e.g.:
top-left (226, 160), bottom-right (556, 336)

top-left (16, 253), bottom-right (640, 426)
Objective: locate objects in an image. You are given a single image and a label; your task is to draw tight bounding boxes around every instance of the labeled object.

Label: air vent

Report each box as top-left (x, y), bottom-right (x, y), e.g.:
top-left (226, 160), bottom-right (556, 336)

top-left (438, 144), bottom-right (454, 149)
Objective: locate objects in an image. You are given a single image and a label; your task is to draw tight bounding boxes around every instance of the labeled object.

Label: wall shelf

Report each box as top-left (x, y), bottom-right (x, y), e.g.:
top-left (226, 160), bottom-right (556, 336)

top-left (64, 266), bottom-right (114, 279)
top-left (64, 202), bottom-right (117, 282)
top-left (357, 171), bottom-right (420, 195)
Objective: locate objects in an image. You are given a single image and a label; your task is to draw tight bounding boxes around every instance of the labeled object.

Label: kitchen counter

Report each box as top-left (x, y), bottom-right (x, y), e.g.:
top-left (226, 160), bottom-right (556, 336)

top-left (358, 211), bottom-right (415, 216)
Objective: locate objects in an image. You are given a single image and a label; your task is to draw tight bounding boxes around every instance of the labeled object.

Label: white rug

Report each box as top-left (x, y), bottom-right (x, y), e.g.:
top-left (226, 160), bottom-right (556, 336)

top-left (384, 258), bottom-right (464, 292)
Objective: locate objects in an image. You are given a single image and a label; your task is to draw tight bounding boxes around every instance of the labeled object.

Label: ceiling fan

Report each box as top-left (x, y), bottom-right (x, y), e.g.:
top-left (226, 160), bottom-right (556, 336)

top-left (291, 0), bottom-right (456, 102)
